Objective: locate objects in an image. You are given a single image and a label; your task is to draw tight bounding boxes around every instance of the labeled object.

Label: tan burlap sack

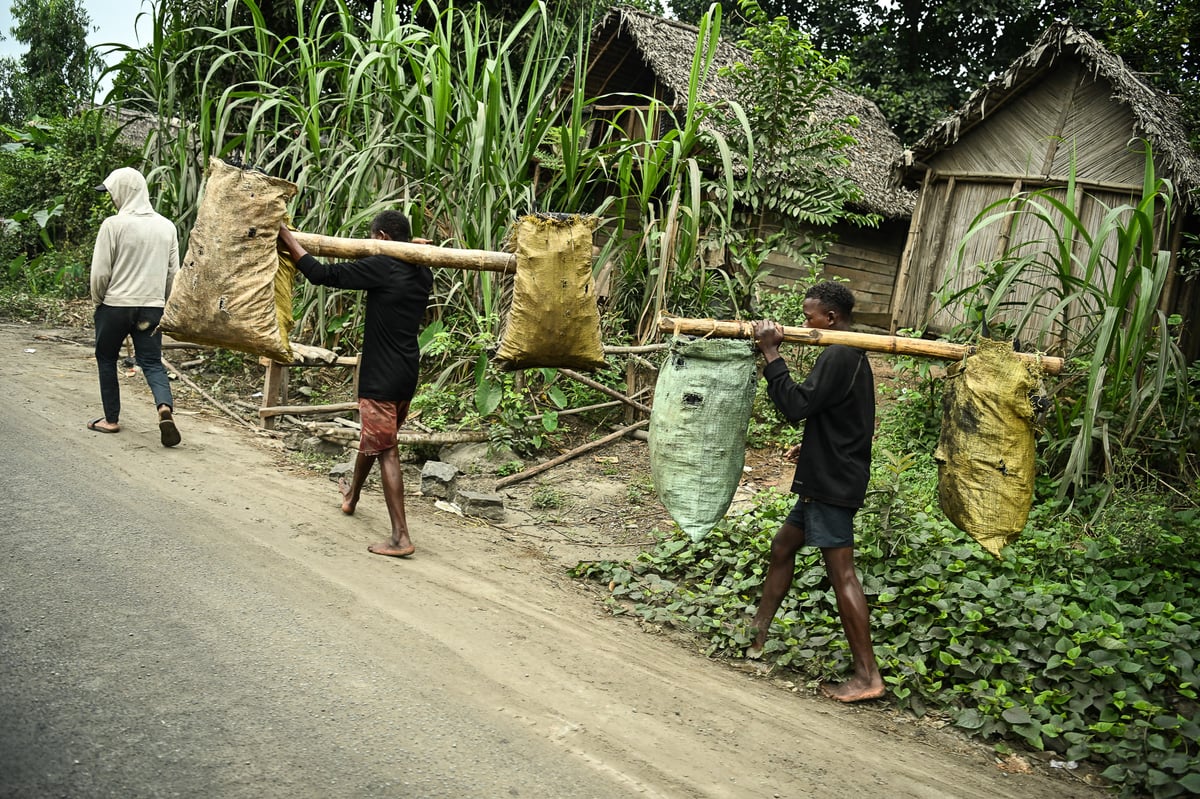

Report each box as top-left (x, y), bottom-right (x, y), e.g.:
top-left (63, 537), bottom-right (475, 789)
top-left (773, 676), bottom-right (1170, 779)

top-left (935, 338), bottom-right (1039, 557)
top-left (494, 214), bottom-right (605, 371)
top-left (160, 158), bottom-right (298, 362)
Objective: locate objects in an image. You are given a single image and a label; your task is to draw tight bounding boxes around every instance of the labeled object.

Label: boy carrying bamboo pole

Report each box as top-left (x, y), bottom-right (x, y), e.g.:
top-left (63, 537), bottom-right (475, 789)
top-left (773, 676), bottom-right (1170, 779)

top-left (749, 281), bottom-right (884, 703)
top-left (278, 213), bottom-right (432, 559)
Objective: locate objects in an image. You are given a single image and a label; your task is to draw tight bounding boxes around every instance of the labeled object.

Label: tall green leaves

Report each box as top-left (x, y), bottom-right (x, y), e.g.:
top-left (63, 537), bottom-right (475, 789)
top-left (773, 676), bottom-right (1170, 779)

top-left (594, 5), bottom-right (738, 342)
top-left (942, 143), bottom-right (1193, 501)
top-left (717, 3), bottom-right (869, 221)
top-left (107, 0), bottom-right (867, 374)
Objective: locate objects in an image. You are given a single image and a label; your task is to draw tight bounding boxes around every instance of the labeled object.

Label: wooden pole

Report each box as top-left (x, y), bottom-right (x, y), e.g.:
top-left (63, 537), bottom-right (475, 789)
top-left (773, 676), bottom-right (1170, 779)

top-left (292, 232), bottom-right (515, 273)
top-left (396, 431), bottom-right (490, 446)
top-left (560, 369), bottom-right (653, 414)
top-left (259, 401), bottom-right (359, 419)
top-left (493, 420), bottom-right (649, 490)
top-left (602, 343), bottom-right (669, 354)
top-left (656, 315), bottom-right (1065, 375)
top-left (163, 357), bottom-right (256, 428)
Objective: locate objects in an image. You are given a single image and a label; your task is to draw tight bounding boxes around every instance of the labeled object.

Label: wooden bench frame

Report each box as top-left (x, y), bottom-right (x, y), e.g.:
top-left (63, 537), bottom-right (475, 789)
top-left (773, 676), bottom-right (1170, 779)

top-left (258, 355), bottom-right (361, 429)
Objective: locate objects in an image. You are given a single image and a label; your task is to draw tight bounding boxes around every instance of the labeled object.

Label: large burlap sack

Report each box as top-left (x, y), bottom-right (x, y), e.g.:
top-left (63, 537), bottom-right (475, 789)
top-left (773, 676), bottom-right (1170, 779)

top-left (649, 336), bottom-right (757, 542)
top-left (494, 214), bottom-right (604, 371)
top-left (935, 338), bottom-right (1039, 557)
top-left (160, 157), bottom-right (298, 362)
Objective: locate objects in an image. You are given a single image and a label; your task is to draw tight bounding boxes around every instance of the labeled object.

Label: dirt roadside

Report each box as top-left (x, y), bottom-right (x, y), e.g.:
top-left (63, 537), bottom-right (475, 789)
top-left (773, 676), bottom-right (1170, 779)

top-left (2, 320), bottom-right (1107, 798)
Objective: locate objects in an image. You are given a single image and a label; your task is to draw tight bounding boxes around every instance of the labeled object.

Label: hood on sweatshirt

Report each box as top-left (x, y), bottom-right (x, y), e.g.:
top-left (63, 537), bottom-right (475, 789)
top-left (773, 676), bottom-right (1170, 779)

top-left (97, 167), bottom-right (156, 215)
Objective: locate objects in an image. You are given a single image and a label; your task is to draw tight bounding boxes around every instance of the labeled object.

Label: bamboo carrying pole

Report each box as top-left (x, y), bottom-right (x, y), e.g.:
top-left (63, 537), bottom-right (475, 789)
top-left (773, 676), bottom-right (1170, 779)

top-left (292, 232), bottom-right (516, 273)
top-left (657, 315), bottom-right (1065, 375)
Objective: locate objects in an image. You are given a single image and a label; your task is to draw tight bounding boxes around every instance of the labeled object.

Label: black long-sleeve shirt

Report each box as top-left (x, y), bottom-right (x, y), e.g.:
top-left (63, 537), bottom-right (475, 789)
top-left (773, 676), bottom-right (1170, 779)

top-left (295, 253), bottom-right (433, 402)
top-left (763, 344), bottom-right (875, 508)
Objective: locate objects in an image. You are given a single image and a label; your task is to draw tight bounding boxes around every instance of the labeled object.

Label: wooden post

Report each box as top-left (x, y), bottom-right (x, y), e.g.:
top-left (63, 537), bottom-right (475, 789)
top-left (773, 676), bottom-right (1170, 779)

top-left (260, 359), bottom-right (289, 431)
top-left (493, 420), bottom-right (649, 490)
top-left (257, 351), bottom-right (361, 428)
top-left (920, 175), bottom-right (958, 326)
top-left (890, 166), bottom-right (932, 333)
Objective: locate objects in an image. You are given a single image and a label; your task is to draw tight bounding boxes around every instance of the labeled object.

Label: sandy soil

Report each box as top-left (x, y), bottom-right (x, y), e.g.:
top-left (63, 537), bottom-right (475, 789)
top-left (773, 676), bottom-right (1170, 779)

top-left (1, 320), bottom-right (1109, 798)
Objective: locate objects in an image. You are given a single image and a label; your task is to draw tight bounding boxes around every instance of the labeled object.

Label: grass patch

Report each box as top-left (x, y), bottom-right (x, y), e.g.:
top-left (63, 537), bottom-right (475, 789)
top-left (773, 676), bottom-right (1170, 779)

top-left (531, 485), bottom-right (565, 510)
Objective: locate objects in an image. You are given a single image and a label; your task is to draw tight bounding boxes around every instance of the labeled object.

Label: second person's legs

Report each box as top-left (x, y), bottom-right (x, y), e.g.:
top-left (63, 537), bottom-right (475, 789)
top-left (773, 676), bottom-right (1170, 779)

top-left (129, 307), bottom-right (180, 447)
top-left (93, 304), bottom-right (133, 428)
top-left (129, 307), bottom-right (173, 410)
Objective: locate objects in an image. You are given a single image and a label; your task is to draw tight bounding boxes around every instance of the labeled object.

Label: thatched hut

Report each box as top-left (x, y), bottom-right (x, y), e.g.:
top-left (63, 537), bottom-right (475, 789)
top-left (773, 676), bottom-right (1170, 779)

top-left (890, 21), bottom-right (1200, 357)
top-left (585, 8), bottom-right (915, 327)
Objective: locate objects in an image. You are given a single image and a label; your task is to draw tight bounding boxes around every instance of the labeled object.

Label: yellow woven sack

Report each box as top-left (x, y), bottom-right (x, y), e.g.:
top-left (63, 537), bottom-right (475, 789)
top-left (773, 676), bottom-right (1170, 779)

top-left (935, 338), bottom-right (1039, 557)
top-left (160, 157), bottom-right (298, 362)
top-left (494, 214), bottom-right (604, 371)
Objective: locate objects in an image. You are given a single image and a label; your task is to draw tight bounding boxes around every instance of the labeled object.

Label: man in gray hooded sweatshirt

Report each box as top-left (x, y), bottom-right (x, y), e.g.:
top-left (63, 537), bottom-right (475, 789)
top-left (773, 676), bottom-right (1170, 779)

top-left (87, 166), bottom-right (182, 447)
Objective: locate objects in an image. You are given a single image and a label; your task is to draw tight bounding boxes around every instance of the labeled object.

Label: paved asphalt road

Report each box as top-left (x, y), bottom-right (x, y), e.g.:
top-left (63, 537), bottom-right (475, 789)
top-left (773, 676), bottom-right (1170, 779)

top-left (0, 396), bottom-right (635, 799)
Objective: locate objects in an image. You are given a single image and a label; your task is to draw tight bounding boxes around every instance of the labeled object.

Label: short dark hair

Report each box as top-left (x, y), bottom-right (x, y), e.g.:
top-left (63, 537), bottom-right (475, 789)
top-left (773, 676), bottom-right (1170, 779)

top-left (805, 280), bottom-right (855, 318)
top-left (370, 210), bottom-right (411, 242)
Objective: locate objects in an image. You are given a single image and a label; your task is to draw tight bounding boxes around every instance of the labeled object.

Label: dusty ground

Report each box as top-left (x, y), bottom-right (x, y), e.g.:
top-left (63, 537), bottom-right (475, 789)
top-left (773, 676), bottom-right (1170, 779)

top-left (1, 314), bottom-right (1110, 798)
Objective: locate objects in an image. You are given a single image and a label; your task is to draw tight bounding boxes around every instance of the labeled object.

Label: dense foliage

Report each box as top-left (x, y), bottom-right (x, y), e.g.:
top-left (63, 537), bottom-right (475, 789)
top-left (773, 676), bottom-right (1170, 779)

top-left (670, 0), bottom-right (1200, 147)
top-left (703, 0), bottom-right (875, 315)
top-left (0, 115), bottom-right (139, 297)
top-left (0, 0), bottom-right (99, 124)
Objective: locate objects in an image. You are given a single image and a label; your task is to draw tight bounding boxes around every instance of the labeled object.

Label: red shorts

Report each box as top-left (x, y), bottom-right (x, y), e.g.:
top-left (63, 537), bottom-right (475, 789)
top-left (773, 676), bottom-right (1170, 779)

top-left (358, 398), bottom-right (410, 456)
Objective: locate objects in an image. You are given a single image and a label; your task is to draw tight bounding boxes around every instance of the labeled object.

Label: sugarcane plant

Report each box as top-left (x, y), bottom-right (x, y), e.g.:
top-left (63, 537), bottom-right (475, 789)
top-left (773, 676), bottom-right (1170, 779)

top-left (939, 143), bottom-right (1194, 505)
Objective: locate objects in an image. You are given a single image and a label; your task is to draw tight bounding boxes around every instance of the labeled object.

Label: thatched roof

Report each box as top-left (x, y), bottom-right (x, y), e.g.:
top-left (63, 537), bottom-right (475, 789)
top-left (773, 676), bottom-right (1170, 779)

top-left (895, 21), bottom-right (1200, 202)
top-left (592, 8), bottom-right (915, 219)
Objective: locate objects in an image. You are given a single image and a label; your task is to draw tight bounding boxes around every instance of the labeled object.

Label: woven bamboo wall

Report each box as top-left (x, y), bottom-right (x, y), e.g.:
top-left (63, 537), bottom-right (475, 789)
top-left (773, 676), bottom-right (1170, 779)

top-left (888, 62), bottom-right (1172, 352)
top-left (930, 63), bottom-right (1145, 184)
top-left (893, 177), bottom-right (1152, 351)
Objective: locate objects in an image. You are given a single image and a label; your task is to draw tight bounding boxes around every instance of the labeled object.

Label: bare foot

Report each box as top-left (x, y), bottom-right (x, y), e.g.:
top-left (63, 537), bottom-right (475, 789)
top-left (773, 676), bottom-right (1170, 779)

top-left (338, 477), bottom-right (357, 515)
top-left (820, 678), bottom-right (886, 703)
top-left (367, 541), bottom-right (415, 558)
top-left (745, 623), bottom-right (766, 660)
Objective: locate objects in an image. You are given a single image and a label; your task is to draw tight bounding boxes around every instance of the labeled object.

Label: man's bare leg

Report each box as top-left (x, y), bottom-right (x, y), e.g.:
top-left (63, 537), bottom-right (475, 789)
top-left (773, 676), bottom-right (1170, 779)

top-left (367, 447), bottom-right (414, 557)
top-left (747, 523), bottom-right (805, 658)
top-left (819, 546), bottom-right (884, 702)
top-left (340, 450), bottom-right (377, 515)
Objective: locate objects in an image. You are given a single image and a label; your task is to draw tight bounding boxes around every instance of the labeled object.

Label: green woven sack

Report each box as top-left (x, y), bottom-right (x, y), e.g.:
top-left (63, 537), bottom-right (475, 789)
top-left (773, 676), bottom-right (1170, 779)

top-left (935, 338), bottom-right (1038, 557)
top-left (649, 336), bottom-right (757, 542)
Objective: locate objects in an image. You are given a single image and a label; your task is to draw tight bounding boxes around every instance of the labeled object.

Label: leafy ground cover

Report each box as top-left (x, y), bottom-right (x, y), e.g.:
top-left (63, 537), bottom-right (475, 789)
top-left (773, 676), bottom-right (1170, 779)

top-left (571, 386), bottom-right (1200, 799)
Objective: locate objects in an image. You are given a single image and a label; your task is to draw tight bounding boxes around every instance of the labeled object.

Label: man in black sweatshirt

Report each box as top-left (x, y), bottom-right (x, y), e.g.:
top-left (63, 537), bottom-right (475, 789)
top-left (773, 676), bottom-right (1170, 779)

top-left (278, 212), bottom-right (433, 559)
top-left (748, 281), bottom-right (883, 703)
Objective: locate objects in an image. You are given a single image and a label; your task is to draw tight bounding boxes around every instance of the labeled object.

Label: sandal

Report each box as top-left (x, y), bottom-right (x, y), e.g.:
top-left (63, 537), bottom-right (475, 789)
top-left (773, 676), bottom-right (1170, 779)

top-left (158, 409), bottom-right (181, 448)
